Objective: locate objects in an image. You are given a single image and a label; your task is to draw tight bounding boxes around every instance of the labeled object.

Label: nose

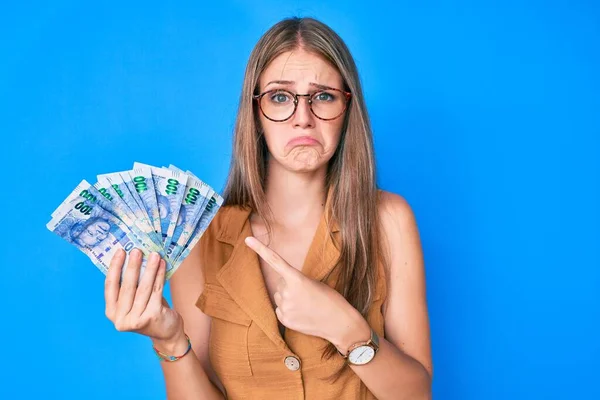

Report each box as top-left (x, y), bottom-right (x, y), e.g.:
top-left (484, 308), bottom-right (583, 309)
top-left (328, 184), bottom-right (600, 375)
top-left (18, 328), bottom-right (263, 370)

top-left (292, 94), bottom-right (315, 128)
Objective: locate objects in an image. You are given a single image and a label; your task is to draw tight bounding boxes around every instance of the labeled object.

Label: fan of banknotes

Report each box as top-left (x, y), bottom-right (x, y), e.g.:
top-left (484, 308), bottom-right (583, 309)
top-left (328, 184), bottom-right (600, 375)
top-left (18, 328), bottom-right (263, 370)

top-left (46, 162), bottom-right (223, 280)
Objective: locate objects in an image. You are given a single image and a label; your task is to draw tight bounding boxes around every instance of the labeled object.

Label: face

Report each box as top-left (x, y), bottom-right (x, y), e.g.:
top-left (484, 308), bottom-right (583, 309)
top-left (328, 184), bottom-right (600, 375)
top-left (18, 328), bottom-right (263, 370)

top-left (77, 220), bottom-right (110, 247)
top-left (257, 49), bottom-right (347, 173)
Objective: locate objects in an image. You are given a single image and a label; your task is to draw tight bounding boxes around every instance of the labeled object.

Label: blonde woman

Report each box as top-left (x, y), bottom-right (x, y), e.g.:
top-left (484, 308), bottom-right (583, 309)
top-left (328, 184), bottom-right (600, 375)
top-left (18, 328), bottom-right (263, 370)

top-left (105, 17), bottom-right (433, 399)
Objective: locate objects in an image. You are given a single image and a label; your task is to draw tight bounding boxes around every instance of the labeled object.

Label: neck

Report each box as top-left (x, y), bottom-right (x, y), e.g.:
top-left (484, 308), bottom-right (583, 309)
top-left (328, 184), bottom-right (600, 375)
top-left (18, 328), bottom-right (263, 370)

top-left (263, 158), bottom-right (328, 229)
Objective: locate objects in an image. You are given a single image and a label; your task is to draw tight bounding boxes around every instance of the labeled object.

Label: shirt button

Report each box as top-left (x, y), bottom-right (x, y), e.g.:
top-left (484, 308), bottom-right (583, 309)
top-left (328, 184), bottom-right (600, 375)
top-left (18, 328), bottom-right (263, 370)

top-left (284, 355), bottom-right (300, 371)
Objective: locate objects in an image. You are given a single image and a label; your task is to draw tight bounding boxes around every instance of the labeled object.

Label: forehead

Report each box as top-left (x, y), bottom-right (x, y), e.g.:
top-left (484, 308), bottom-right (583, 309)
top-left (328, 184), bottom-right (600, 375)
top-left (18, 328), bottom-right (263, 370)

top-left (260, 49), bottom-right (343, 89)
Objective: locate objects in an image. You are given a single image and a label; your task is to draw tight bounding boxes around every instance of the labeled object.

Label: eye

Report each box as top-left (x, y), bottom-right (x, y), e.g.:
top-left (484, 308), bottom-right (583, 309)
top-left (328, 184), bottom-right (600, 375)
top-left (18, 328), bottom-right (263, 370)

top-left (268, 90), bottom-right (292, 104)
top-left (313, 91), bottom-right (336, 102)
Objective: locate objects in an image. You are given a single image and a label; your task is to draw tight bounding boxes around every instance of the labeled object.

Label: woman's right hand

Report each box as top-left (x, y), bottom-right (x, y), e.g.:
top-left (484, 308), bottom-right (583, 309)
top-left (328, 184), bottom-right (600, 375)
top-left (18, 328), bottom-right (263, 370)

top-left (104, 248), bottom-right (184, 345)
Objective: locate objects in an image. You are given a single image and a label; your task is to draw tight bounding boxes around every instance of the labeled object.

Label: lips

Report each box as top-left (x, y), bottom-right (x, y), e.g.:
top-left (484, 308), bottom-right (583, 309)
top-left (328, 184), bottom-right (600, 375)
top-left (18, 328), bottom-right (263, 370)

top-left (287, 136), bottom-right (319, 147)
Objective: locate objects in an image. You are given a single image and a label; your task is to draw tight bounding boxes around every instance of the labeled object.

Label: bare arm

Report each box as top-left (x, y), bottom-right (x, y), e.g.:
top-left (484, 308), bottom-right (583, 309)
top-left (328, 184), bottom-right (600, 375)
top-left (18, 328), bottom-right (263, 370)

top-left (329, 192), bottom-right (433, 399)
top-left (104, 245), bottom-right (225, 400)
top-left (157, 243), bottom-right (226, 400)
top-left (244, 191), bottom-right (432, 399)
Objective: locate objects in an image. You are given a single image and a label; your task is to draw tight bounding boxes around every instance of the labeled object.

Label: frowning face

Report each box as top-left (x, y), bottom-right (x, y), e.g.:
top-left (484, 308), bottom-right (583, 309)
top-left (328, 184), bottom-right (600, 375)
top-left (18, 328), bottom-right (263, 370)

top-left (256, 49), bottom-right (348, 173)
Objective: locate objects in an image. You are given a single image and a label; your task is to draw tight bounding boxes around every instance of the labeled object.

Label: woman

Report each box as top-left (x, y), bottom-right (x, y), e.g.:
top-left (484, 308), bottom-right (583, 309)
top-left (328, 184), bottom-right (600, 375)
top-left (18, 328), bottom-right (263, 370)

top-left (104, 17), bottom-right (433, 399)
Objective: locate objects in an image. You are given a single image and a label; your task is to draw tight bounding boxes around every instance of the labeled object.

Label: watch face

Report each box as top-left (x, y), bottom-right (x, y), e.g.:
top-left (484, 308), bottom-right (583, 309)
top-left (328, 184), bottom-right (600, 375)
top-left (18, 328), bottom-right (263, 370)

top-left (348, 345), bottom-right (375, 365)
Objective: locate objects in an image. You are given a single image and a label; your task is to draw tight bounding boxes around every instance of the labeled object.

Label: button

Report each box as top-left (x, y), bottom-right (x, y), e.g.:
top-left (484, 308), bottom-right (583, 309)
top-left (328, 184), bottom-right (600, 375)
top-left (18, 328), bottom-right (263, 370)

top-left (284, 355), bottom-right (300, 371)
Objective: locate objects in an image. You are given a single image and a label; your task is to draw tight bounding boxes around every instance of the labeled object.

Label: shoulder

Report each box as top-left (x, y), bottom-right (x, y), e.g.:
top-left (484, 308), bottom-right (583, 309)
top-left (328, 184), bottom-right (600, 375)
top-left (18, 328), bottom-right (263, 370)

top-left (377, 189), bottom-right (418, 231)
top-left (375, 191), bottom-right (433, 378)
top-left (376, 189), bottom-right (423, 271)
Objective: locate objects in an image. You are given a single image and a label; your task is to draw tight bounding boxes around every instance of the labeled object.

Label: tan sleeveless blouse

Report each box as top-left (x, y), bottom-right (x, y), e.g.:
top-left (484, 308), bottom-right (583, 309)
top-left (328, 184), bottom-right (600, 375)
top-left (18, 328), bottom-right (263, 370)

top-left (195, 205), bottom-right (387, 399)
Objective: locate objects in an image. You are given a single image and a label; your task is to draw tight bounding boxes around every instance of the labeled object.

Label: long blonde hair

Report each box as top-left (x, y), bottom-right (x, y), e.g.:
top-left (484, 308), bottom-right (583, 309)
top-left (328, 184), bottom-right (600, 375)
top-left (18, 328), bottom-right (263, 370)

top-left (222, 16), bottom-right (385, 378)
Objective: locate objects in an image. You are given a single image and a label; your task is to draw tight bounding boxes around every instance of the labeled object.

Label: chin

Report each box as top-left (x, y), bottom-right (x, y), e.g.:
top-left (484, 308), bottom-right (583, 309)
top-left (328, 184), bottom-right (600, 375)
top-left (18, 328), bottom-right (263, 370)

top-left (276, 157), bottom-right (324, 173)
top-left (268, 149), bottom-right (333, 174)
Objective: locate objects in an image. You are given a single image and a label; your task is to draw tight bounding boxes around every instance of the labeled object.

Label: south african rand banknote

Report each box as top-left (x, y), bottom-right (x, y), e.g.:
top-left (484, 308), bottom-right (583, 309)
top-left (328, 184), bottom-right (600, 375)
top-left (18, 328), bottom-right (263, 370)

top-left (128, 165), bottom-right (162, 238)
top-left (47, 180), bottom-right (172, 279)
top-left (164, 164), bottom-right (213, 262)
top-left (48, 163), bottom-right (222, 280)
top-left (166, 166), bottom-right (223, 265)
top-left (174, 186), bottom-right (223, 268)
top-left (132, 163), bottom-right (189, 250)
top-left (96, 172), bottom-right (162, 247)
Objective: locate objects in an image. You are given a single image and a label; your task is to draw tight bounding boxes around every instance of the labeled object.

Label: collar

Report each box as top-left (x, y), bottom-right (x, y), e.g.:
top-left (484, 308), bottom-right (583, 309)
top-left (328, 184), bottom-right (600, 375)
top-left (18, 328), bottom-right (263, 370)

top-left (213, 204), bottom-right (341, 352)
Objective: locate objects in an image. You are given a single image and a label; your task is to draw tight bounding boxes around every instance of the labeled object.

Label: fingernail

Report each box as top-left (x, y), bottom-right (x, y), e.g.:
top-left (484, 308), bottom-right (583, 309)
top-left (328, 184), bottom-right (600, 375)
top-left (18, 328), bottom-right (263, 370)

top-left (150, 252), bottom-right (159, 263)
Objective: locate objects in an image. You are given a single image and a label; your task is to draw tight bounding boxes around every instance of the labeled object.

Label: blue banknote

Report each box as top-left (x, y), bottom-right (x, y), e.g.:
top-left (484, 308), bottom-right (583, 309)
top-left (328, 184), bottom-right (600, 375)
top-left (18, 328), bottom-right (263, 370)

top-left (134, 163), bottom-right (188, 248)
top-left (129, 165), bottom-right (161, 237)
top-left (174, 190), bottom-right (223, 271)
top-left (50, 163), bottom-right (222, 281)
top-left (119, 171), bottom-right (155, 230)
top-left (87, 182), bottom-right (134, 226)
top-left (164, 165), bottom-right (213, 262)
top-left (47, 180), bottom-right (172, 279)
top-left (97, 172), bottom-right (161, 247)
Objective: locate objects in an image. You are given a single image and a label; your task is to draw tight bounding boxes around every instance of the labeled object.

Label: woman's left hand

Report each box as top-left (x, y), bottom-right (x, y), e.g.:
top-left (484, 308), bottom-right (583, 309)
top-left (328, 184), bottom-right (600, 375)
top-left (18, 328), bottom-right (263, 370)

top-left (244, 236), bottom-right (369, 349)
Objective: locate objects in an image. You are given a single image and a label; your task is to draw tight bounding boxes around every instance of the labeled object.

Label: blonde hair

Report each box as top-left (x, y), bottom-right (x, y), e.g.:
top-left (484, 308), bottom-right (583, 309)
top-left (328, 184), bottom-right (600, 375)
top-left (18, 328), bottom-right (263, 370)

top-left (222, 16), bottom-right (386, 380)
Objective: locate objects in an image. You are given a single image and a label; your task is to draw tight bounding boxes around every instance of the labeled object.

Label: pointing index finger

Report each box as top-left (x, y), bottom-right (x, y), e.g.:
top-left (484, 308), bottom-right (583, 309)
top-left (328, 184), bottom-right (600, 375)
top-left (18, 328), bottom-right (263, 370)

top-left (244, 236), bottom-right (298, 280)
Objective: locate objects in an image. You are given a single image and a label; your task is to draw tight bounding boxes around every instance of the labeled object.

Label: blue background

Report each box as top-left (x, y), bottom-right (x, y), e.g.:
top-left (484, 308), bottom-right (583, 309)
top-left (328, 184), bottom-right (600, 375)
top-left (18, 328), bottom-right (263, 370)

top-left (2, 1), bottom-right (598, 398)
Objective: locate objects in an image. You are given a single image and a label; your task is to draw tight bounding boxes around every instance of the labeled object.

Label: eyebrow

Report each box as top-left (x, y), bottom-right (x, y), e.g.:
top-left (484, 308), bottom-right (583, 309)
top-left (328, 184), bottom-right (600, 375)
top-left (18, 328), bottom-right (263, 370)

top-left (264, 80), bottom-right (338, 91)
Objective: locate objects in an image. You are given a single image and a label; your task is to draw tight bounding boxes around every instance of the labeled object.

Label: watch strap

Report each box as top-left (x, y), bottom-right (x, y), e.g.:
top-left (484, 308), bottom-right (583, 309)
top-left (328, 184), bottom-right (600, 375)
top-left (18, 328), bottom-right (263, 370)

top-left (337, 328), bottom-right (379, 359)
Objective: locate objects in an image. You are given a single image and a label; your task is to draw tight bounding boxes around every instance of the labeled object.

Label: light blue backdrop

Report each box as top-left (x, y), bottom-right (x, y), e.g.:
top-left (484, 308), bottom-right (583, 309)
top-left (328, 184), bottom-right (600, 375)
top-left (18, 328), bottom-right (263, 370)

top-left (2, 1), bottom-right (598, 399)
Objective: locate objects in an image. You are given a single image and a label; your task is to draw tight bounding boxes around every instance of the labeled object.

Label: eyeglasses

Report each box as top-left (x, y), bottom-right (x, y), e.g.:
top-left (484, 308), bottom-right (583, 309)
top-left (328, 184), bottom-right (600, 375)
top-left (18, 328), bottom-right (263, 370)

top-left (253, 88), bottom-right (352, 122)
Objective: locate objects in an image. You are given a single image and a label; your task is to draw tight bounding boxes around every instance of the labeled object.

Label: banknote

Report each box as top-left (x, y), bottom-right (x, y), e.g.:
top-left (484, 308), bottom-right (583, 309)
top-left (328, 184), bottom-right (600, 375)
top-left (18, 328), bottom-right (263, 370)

top-left (119, 171), bottom-right (155, 232)
top-left (97, 172), bottom-right (161, 246)
top-left (71, 180), bottom-right (165, 255)
top-left (47, 180), bottom-right (172, 279)
top-left (48, 163), bottom-right (222, 281)
top-left (129, 165), bottom-right (162, 237)
top-left (134, 162), bottom-right (188, 248)
top-left (85, 182), bottom-right (154, 243)
top-left (95, 173), bottom-right (137, 221)
top-left (86, 182), bottom-right (133, 226)
top-left (119, 169), bottom-right (164, 245)
top-left (174, 190), bottom-right (223, 269)
top-left (164, 165), bottom-right (212, 261)
top-left (50, 181), bottom-right (127, 227)
top-left (177, 166), bottom-right (217, 229)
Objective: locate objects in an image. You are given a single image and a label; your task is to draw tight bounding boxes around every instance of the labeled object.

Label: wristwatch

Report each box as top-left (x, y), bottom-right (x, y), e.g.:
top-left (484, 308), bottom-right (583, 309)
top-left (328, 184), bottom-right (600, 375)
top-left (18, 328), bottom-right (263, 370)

top-left (338, 328), bottom-right (380, 366)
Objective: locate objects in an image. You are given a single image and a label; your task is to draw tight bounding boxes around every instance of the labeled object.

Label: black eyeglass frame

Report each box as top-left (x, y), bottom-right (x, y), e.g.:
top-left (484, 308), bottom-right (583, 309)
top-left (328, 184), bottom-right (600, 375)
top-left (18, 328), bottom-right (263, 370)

top-left (252, 88), bottom-right (352, 122)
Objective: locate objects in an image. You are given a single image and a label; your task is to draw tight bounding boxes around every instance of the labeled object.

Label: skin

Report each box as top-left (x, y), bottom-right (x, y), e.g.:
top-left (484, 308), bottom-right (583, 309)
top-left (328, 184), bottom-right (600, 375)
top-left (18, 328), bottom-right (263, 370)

top-left (257, 49), bottom-right (345, 174)
top-left (250, 48), bottom-right (347, 337)
top-left (104, 48), bottom-right (433, 400)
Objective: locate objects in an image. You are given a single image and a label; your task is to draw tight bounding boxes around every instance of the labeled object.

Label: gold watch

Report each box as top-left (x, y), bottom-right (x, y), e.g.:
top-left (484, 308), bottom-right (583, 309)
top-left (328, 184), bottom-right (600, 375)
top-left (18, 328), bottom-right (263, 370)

top-left (338, 328), bottom-right (380, 366)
